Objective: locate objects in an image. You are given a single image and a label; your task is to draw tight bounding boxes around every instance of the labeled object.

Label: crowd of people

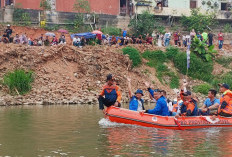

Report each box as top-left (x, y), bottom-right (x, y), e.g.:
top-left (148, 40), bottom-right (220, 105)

top-left (98, 74), bottom-right (232, 118)
top-left (0, 25), bottom-right (67, 46)
top-left (0, 25), bottom-right (225, 50)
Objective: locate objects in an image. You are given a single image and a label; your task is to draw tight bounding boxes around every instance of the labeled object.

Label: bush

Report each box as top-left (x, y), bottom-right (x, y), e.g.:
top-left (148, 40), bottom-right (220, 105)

top-left (215, 56), bottom-right (232, 68)
top-left (3, 69), bottom-right (34, 95)
top-left (173, 52), bottom-right (213, 82)
top-left (142, 50), bottom-right (166, 63)
top-left (193, 84), bottom-right (212, 95)
top-left (129, 11), bottom-right (156, 37)
top-left (13, 8), bottom-right (31, 26)
top-left (211, 72), bottom-right (232, 90)
top-left (122, 47), bottom-right (142, 67)
top-left (180, 9), bottom-right (217, 32)
top-left (102, 27), bottom-right (122, 36)
top-left (166, 46), bottom-right (180, 60)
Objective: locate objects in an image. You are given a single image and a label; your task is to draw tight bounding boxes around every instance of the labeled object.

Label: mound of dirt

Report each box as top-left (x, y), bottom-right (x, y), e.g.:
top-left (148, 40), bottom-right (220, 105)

top-left (0, 43), bottom-right (178, 105)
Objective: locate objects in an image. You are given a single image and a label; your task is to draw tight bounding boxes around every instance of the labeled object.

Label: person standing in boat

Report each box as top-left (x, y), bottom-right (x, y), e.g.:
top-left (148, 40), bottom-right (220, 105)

top-left (141, 84), bottom-right (169, 116)
top-left (98, 74), bottom-right (122, 112)
top-left (198, 89), bottom-right (220, 115)
top-left (127, 77), bottom-right (145, 111)
top-left (217, 83), bottom-right (232, 117)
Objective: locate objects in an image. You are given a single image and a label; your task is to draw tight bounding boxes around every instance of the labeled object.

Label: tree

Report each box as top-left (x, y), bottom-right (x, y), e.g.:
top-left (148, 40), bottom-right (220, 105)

top-left (73, 0), bottom-right (90, 13)
top-left (180, 9), bottom-right (217, 32)
top-left (39, 0), bottom-right (51, 27)
top-left (128, 11), bottom-right (156, 37)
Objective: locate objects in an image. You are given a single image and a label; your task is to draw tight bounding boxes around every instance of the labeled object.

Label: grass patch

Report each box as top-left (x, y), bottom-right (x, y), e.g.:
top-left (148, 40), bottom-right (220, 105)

top-left (166, 46), bottom-right (180, 60)
top-left (3, 69), bottom-right (34, 95)
top-left (215, 56), bottom-right (232, 68)
top-left (193, 84), bottom-right (212, 95)
top-left (143, 50), bottom-right (179, 89)
top-left (122, 47), bottom-right (142, 67)
top-left (102, 27), bottom-right (122, 36)
top-left (211, 71), bottom-right (232, 91)
top-left (173, 52), bottom-right (213, 82)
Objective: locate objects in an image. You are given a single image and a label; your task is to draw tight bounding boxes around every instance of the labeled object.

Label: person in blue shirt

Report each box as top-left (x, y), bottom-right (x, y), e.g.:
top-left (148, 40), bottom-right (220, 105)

top-left (198, 89), bottom-right (220, 115)
top-left (122, 28), bottom-right (127, 38)
top-left (141, 84), bottom-right (169, 116)
top-left (127, 78), bottom-right (145, 111)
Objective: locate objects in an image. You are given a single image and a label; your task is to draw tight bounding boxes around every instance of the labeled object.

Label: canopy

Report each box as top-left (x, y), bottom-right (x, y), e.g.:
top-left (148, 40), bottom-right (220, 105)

top-left (92, 30), bottom-right (103, 34)
top-left (58, 29), bottom-right (68, 34)
top-left (70, 32), bottom-right (96, 39)
top-left (45, 32), bottom-right (55, 37)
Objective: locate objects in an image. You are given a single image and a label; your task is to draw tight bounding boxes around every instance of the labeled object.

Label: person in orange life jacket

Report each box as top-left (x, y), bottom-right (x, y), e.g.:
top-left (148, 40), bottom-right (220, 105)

top-left (198, 89), bottom-right (220, 115)
top-left (127, 77), bottom-right (145, 111)
top-left (98, 74), bottom-right (122, 111)
top-left (217, 83), bottom-right (232, 117)
top-left (172, 95), bottom-right (183, 116)
top-left (140, 83), bottom-right (169, 116)
top-left (177, 91), bottom-right (198, 116)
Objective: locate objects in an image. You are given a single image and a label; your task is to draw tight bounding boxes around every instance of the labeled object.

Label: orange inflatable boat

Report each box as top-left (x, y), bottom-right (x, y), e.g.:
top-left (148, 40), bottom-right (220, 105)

top-left (105, 106), bottom-right (232, 130)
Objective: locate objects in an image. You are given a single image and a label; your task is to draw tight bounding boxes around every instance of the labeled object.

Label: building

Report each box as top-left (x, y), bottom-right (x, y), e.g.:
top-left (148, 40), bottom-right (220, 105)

top-left (134, 0), bottom-right (232, 20)
top-left (0, 0), bottom-right (133, 16)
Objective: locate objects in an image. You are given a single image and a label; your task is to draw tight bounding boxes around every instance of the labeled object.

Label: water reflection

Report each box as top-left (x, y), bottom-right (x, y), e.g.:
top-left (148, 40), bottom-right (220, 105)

top-left (0, 105), bottom-right (231, 156)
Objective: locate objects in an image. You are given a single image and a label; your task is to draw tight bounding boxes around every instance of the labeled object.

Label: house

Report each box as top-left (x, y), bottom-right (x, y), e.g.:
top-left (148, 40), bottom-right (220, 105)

top-left (134, 0), bottom-right (232, 20)
top-left (0, 0), bottom-right (134, 16)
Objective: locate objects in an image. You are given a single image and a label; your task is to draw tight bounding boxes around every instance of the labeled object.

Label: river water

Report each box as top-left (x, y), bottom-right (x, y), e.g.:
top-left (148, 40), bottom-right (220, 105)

top-left (0, 105), bottom-right (231, 157)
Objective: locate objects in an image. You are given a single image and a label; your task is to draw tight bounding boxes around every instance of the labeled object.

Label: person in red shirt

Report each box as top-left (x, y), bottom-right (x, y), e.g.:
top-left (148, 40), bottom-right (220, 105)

top-left (218, 31), bottom-right (224, 50)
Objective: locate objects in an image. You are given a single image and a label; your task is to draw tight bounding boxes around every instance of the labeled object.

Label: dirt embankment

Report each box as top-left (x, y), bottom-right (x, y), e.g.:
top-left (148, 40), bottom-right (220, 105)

top-left (0, 43), bottom-right (178, 106)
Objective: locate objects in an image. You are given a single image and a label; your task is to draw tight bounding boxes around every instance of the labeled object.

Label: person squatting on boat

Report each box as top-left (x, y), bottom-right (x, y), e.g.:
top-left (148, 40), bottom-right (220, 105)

top-left (98, 74), bottom-right (122, 112)
top-left (127, 77), bottom-right (145, 111)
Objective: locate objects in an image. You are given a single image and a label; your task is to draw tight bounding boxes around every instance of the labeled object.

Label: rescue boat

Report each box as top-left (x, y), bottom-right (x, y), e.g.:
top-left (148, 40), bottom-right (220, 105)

top-left (105, 106), bottom-right (232, 130)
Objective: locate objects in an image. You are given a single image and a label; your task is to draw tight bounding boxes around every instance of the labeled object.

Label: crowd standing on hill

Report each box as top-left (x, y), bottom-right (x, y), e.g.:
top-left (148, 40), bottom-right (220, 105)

top-left (0, 25), bottom-right (225, 50)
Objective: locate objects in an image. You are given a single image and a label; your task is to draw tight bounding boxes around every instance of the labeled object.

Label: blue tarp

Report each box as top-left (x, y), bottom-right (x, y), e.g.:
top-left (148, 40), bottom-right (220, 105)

top-left (70, 32), bottom-right (96, 39)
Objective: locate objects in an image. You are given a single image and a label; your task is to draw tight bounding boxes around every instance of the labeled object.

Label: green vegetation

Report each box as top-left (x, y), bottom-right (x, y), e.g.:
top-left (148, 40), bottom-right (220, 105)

top-left (191, 36), bottom-right (217, 62)
top-left (40, 0), bottom-right (51, 10)
top-left (166, 46), bottom-right (180, 60)
top-left (173, 52), bottom-right (213, 82)
top-left (142, 50), bottom-right (180, 89)
top-left (3, 69), bottom-right (34, 95)
top-left (180, 9), bottom-right (217, 32)
top-left (129, 11), bottom-right (156, 37)
top-left (13, 4), bottom-right (31, 26)
top-left (193, 83), bottom-right (212, 95)
top-left (102, 27), bottom-right (122, 36)
top-left (122, 47), bottom-right (142, 67)
top-left (224, 23), bottom-right (232, 33)
top-left (215, 56), bottom-right (232, 68)
top-left (211, 72), bottom-right (232, 90)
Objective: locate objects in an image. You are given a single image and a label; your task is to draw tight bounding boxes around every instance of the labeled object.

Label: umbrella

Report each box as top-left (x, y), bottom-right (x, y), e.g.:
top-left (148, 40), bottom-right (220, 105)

top-left (45, 32), bottom-right (55, 37)
top-left (58, 29), bottom-right (68, 34)
top-left (92, 30), bottom-right (103, 34)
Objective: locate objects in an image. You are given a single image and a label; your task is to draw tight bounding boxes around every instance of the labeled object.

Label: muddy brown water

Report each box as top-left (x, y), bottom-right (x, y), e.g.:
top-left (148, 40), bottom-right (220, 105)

top-left (0, 105), bottom-right (231, 157)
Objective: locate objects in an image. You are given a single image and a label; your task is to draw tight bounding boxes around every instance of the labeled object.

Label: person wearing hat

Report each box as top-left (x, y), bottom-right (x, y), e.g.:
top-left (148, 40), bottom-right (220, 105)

top-left (141, 82), bottom-right (169, 116)
top-left (179, 91), bottom-right (198, 116)
top-left (6, 24), bottom-right (12, 41)
top-left (127, 77), bottom-right (145, 111)
top-left (98, 74), bottom-right (122, 111)
top-left (218, 83), bottom-right (232, 117)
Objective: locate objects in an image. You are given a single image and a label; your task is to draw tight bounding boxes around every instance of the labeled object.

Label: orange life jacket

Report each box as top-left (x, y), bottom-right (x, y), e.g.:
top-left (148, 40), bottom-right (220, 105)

top-left (218, 90), bottom-right (232, 115)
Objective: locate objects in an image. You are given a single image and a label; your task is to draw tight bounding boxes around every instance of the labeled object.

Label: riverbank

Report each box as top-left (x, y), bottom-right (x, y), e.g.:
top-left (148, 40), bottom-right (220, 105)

top-left (0, 43), bottom-right (178, 105)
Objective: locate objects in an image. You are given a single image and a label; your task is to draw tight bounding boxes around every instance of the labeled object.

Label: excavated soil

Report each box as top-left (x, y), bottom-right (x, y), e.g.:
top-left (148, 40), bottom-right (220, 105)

top-left (0, 43), bottom-right (178, 105)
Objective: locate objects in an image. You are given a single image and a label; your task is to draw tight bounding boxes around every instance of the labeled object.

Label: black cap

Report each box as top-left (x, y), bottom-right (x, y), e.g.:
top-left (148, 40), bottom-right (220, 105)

top-left (218, 83), bottom-right (230, 89)
top-left (106, 74), bottom-right (114, 81)
top-left (183, 91), bottom-right (192, 96)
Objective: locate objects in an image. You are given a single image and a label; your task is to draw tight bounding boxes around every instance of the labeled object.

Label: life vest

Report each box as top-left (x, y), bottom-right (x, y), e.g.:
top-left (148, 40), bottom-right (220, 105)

top-left (102, 85), bottom-right (120, 103)
top-left (219, 90), bottom-right (232, 115)
top-left (181, 99), bottom-right (198, 116)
